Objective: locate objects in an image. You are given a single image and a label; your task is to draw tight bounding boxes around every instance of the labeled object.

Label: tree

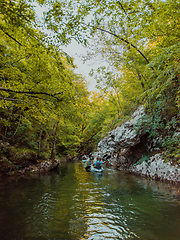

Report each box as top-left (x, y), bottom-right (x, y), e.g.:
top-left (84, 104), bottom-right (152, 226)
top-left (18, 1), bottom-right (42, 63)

top-left (1, 0), bottom-right (179, 161)
top-left (0, 0), bottom-right (94, 159)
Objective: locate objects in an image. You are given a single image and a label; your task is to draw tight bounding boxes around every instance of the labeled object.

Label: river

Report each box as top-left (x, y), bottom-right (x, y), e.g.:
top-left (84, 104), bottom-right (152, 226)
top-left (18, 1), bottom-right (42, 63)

top-left (0, 161), bottom-right (180, 240)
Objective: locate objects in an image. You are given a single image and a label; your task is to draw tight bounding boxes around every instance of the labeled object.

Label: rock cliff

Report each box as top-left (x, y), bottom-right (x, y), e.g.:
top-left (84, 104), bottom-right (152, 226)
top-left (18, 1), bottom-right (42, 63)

top-left (95, 106), bottom-right (180, 184)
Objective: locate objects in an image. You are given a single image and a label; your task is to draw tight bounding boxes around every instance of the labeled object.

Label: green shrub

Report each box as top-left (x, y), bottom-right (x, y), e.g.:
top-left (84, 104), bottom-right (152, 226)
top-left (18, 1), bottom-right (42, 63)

top-left (134, 155), bottom-right (150, 166)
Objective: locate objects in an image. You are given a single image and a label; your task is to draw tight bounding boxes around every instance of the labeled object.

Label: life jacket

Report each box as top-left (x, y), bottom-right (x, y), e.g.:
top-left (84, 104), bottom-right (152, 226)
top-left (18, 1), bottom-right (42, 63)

top-left (95, 161), bottom-right (101, 169)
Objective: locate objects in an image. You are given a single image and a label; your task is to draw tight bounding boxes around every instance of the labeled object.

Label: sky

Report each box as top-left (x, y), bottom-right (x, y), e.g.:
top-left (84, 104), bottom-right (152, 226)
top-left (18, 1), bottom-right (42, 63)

top-left (35, 4), bottom-right (105, 92)
top-left (61, 41), bottom-right (98, 91)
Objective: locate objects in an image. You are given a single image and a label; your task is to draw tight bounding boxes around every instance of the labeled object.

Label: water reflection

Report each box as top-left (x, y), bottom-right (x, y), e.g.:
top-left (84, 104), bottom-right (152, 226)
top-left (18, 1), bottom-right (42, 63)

top-left (0, 161), bottom-right (180, 240)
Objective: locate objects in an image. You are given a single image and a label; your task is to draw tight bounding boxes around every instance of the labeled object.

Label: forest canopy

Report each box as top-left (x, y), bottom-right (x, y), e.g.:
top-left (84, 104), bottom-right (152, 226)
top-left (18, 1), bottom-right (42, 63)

top-left (0, 0), bottom-right (179, 165)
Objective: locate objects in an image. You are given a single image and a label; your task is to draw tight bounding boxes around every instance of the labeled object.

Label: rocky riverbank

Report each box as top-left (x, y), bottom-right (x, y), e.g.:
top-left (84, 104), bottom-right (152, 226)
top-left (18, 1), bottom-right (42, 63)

top-left (129, 153), bottom-right (180, 184)
top-left (95, 106), bottom-right (180, 185)
top-left (18, 159), bottom-right (60, 175)
top-left (0, 154), bottom-right (59, 177)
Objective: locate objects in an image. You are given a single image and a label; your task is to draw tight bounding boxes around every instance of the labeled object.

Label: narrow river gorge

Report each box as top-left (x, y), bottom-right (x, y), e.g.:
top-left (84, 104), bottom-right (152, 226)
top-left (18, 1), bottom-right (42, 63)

top-left (0, 161), bottom-right (180, 240)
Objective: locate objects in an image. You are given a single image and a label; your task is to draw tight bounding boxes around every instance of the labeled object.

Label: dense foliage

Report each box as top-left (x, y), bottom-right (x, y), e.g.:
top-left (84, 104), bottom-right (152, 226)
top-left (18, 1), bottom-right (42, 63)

top-left (0, 0), bottom-right (179, 171)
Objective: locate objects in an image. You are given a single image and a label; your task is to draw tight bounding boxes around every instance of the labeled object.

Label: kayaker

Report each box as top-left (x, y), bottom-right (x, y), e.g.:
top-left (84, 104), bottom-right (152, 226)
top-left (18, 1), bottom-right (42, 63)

top-left (92, 157), bottom-right (104, 169)
top-left (82, 154), bottom-right (87, 160)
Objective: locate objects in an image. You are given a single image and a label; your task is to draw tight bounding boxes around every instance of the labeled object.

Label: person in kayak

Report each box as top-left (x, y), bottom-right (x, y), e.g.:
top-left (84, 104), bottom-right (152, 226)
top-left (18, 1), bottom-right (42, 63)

top-left (92, 157), bottom-right (104, 169)
top-left (82, 154), bottom-right (87, 160)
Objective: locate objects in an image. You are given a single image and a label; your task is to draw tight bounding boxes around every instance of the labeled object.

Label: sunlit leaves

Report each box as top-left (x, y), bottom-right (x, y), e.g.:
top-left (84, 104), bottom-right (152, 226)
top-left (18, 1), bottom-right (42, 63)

top-left (1, 0), bottom-right (179, 157)
top-left (0, 1), bottom-right (95, 156)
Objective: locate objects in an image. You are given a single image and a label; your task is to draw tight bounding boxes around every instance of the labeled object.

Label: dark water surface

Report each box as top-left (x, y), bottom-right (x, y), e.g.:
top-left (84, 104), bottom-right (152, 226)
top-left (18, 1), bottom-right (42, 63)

top-left (0, 161), bottom-right (180, 240)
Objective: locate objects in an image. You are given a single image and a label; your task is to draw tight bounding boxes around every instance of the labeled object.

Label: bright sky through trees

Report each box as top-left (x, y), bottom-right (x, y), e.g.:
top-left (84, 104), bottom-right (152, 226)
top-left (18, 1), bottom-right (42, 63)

top-left (61, 40), bottom-right (98, 91)
top-left (35, 4), bottom-right (106, 91)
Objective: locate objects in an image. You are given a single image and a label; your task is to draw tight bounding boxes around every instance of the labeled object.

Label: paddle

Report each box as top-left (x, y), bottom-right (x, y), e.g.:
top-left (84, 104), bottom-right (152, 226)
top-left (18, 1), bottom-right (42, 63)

top-left (85, 165), bottom-right (91, 172)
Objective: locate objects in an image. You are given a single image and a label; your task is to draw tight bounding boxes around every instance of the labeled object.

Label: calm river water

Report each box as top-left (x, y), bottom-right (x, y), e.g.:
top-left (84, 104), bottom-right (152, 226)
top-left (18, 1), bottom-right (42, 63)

top-left (0, 161), bottom-right (180, 240)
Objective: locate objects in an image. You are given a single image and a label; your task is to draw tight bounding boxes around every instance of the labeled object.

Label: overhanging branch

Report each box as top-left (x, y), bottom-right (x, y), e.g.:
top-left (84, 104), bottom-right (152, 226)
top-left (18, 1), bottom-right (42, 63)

top-left (0, 87), bottom-right (63, 101)
top-left (0, 26), bottom-right (22, 46)
top-left (96, 27), bottom-right (151, 66)
top-left (0, 96), bottom-right (42, 112)
top-left (84, 22), bottom-right (154, 70)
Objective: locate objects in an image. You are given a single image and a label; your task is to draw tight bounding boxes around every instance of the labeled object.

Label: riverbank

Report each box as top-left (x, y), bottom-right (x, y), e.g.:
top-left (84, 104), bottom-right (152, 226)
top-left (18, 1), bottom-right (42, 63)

top-left (101, 152), bottom-right (180, 199)
top-left (0, 150), bottom-right (80, 177)
top-left (102, 154), bottom-right (180, 200)
top-left (95, 105), bottom-right (180, 197)
top-left (0, 156), bottom-right (59, 177)
top-left (129, 153), bottom-right (180, 185)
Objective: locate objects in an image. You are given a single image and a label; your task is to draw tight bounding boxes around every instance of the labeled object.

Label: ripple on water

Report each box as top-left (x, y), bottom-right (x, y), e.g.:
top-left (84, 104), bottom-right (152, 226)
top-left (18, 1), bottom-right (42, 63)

top-left (84, 212), bottom-right (139, 240)
top-left (0, 163), bottom-right (180, 240)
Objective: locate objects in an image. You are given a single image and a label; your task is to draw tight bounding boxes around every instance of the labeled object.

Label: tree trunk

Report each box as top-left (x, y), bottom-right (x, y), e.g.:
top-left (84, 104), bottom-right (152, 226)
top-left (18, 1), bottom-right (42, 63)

top-left (50, 124), bottom-right (57, 161)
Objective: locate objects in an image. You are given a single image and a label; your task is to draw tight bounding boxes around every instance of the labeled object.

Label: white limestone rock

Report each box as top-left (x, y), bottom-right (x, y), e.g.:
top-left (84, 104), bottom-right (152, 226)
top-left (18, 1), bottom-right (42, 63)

top-left (97, 106), bottom-right (145, 155)
top-left (130, 153), bottom-right (180, 183)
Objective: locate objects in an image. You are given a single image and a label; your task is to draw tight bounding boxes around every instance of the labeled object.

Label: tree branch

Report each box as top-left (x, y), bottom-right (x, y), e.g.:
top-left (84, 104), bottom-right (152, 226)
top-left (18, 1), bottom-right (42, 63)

top-left (96, 27), bottom-right (152, 67)
top-left (0, 87), bottom-right (63, 101)
top-left (0, 96), bottom-right (42, 113)
top-left (117, 1), bottom-right (131, 21)
top-left (0, 26), bottom-right (22, 46)
top-left (84, 22), bottom-right (154, 70)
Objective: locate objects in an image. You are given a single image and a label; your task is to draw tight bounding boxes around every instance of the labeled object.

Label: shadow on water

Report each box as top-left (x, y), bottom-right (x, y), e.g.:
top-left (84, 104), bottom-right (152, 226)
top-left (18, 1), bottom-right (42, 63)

top-left (0, 161), bottom-right (180, 240)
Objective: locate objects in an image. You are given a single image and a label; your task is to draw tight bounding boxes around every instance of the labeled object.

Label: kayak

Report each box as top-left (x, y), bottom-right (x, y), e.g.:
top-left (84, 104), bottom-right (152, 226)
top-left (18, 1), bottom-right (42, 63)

top-left (82, 159), bottom-right (89, 163)
top-left (90, 165), bottom-right (104, 172)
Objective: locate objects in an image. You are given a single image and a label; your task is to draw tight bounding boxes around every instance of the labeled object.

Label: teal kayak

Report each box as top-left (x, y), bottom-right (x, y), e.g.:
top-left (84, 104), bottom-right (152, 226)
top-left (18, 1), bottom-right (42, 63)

top-left (90, 165), bottom-right (104, 172)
